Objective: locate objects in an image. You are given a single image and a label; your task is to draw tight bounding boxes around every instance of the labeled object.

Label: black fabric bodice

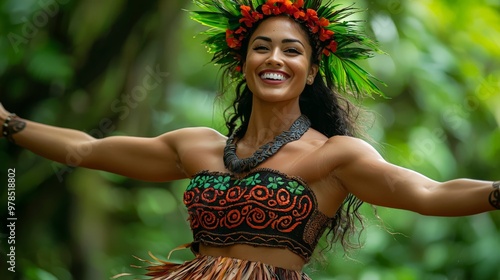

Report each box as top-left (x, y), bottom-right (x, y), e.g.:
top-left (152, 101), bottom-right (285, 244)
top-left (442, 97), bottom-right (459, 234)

top-left (183, 169), bottom-right (331, 261)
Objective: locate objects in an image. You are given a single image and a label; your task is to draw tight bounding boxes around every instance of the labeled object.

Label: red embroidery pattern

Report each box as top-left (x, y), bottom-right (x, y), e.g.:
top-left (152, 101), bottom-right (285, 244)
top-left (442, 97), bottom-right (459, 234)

top-left (183, 169), bottom-right (330, 261)
top-left (186, 183), bottom-right (313, 232)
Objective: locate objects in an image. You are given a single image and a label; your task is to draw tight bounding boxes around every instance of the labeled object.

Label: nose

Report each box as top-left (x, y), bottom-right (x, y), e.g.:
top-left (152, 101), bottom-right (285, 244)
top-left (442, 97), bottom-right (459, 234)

top-left (265, 48), bottom-right (283, 67)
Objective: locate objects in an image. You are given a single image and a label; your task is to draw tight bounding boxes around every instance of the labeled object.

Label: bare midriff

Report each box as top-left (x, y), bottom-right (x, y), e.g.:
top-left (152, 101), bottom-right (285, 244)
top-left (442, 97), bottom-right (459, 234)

top-left (199, 244), bottom-right (306, 271)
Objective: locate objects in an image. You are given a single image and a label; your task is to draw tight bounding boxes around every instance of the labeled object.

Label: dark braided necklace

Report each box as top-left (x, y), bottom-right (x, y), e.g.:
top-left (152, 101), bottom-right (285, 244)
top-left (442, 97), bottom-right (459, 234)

top-left (223, 115), bottom-right (311, 173)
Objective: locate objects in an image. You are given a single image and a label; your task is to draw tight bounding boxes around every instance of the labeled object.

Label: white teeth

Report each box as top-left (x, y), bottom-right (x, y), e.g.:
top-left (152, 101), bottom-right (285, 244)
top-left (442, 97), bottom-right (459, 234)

top-left (260, 72), bottom-right (286, 81)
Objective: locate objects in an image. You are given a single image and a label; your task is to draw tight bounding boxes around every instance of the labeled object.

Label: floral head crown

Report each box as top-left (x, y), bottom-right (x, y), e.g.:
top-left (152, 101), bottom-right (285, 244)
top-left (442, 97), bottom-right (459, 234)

top-left (226, 0), bottom-right (338, 57)
top-left (191, 0), bottom-right (385, 97)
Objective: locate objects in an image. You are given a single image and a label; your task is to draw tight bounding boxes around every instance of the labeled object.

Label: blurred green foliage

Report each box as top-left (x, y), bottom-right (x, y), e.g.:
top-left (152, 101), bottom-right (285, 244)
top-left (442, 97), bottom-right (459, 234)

top-left (0, 0), bottom-right (499, 279)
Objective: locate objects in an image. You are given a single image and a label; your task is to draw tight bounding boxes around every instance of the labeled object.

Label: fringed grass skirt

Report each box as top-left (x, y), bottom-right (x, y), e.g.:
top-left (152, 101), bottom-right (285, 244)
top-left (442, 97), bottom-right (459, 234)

top-left (121, 254), bottom-right (311, 280)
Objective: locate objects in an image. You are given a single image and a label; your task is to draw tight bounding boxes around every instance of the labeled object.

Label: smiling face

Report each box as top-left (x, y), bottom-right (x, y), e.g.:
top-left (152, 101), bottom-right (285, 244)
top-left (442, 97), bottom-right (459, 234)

top-left (243, 16), bottom-right (318, 104)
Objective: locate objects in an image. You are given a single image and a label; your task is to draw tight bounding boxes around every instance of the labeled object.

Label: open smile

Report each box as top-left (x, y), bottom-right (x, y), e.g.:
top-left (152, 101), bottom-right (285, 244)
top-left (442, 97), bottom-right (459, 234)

top-left (259, 71), bottom-right (290, 82)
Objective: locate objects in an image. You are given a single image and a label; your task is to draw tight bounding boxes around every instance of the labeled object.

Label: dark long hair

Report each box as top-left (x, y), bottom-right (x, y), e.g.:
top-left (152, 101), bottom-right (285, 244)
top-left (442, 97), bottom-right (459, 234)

top-left (219, 15), bottom-right (366, 254)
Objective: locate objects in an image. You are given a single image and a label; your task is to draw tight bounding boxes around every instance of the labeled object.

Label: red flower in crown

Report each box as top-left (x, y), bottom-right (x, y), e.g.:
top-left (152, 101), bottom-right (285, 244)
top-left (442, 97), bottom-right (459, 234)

top-left (240, 5), bottom-right (264, 27)
top-left (235, 26), bottom-right (246, 35)
top-left (294, 0), bottom-right (304, 7)
top-left (292, 8), bottom-right (305, 19)
top-left (319, 28), bottom-right (334, 42)
top-left (323, 40), bottom-right (338, 56)
top-left (262, 1), bottom-right (280, 15)
top-left (305, 8), bottom-right (318, 20)
top-left (226, 30), bottom-right (240, 49)
top-left (279, 0), bottom-right (293, 12)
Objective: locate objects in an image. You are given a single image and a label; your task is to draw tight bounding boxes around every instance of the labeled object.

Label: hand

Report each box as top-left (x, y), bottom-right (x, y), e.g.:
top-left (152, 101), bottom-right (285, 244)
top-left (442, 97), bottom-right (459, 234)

top-left (0, 103), bottom-right (10, 120)
top-left (0, 102), bottom-right (12, 139)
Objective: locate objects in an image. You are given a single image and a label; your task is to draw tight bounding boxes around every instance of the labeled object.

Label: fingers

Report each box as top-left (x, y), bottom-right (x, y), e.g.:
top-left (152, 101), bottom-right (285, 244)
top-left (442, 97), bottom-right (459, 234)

top-left (0, 103), bottom-right (12, 120)
top-left (0, 103), bottom-right (13, 139)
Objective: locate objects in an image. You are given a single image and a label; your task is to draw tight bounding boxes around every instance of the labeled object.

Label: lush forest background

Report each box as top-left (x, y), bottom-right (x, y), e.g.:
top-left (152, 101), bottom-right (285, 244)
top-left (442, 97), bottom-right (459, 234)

top-left (1, 0), bottom-right (499, 279)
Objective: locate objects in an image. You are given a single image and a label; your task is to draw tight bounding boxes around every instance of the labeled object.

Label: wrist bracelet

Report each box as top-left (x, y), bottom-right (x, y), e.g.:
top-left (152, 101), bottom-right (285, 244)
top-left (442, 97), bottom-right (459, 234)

top-left (489, 181), bottom-right (500, 210)
top-left (2, 113), bottom-right (18, 144)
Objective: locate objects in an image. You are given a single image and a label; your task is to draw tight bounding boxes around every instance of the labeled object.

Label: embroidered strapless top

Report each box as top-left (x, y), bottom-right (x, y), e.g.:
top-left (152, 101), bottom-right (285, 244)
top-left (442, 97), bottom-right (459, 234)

top-left (183, 169), bottom-right (332, 262)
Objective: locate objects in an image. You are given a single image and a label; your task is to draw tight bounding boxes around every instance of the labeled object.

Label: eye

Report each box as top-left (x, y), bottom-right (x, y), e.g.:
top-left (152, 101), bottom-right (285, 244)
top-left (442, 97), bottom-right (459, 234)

top-left (284, 48), bottom-right (302, 55)
top-left (253, 45), bottom-right (269, 51)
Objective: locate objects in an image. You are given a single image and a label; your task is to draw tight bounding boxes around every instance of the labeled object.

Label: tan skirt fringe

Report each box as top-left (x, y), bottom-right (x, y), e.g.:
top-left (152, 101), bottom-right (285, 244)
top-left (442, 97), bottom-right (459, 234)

top-left (117, 254), bottom-right (311, 280)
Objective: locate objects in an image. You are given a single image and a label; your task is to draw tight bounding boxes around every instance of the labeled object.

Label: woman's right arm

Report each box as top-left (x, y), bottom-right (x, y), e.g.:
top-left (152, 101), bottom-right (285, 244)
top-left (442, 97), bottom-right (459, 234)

top-left (1, 103), bottom-right (189, 182)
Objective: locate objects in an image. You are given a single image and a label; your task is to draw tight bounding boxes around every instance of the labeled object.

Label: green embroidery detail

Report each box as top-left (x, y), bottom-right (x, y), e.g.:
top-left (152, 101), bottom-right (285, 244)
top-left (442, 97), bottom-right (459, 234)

top-left (212, 175), bottom-right (231, 191)
top-left (187, 172), bottom-right (306, 195)
top-left (200, 176), bottom-right (215, 189)
top-left (286, 181), bottom-right (305, 195)
top-left (268, 176), bottom-right (284, 190)
top-left (186, 180), bottom-right (197, 191)
top-left (243, 173), bottom-right (261, 186)
top-left (187, 175), bottom-right (214, 190)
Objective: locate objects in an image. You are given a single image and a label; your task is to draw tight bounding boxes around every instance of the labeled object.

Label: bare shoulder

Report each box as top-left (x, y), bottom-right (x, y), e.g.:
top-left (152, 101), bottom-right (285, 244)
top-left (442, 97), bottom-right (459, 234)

top-left (324, 135), bottom-right (376, 150)
top-left (157, 126), bottom-right (226, 146)
top-left (320, 135), bottom-right (383, 166)
top-left (155, 126), bottom-right (226, 161)
top-left (159, 126), bottom-right (225, 139)
top-left (156, 127), bottom-right (227, 175)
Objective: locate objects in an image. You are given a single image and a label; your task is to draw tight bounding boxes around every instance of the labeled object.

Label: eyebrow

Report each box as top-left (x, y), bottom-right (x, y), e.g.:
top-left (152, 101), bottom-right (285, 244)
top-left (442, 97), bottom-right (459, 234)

top-left (252, 36), bottom-right (305, 47)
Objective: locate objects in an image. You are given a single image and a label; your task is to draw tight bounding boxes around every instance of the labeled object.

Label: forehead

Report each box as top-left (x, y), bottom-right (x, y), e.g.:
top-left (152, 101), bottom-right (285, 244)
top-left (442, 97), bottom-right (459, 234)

top-left (249, 16), bottom-right (310, 45)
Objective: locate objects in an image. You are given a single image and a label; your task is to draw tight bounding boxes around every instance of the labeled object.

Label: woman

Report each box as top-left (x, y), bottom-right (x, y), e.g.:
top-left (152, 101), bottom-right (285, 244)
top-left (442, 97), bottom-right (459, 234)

top-left (1, 0), bottom-right (498, 279)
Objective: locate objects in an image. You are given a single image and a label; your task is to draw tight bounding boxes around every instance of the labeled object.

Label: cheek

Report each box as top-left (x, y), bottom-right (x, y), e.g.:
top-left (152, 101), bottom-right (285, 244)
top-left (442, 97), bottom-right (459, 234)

top-left (244, 54), bottom-right (262, 70)
top-left (291, 60), bottom-right (310, 77)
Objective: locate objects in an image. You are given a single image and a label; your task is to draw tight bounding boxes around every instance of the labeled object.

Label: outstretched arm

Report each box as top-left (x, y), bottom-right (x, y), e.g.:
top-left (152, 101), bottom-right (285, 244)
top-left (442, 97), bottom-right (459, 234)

top-left (330, 136), bottom-right (498, 216)
top-left (1, 103), bottom-right (189, 182)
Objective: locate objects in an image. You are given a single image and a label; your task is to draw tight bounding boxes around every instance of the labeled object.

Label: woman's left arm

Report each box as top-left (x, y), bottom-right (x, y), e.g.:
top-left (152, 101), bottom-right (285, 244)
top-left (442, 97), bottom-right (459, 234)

top-left (331, 137), bottom-right (499, 216)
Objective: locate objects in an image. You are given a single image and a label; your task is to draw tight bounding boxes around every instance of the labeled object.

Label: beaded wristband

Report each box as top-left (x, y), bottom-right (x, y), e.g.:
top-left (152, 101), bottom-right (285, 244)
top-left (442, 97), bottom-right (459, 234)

top-left (490, 181), bottom-right (500, 210)
top-left (2, 113), bottom-right (18, 144)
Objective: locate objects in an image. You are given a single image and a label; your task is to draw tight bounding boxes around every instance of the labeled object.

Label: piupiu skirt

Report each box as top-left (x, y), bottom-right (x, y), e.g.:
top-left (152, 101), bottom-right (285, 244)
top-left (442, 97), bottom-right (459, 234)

top-left (123, 254), bottom-right (312, 280)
